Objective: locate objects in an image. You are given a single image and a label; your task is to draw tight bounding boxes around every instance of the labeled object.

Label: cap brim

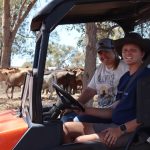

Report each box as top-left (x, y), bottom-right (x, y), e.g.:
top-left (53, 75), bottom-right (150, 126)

top-left (97, 48), bottom-right (113, 52)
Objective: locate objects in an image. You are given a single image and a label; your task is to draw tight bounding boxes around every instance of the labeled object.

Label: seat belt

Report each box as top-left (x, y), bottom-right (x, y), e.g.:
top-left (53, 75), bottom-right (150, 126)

top-left (122, 55), bottom-right (150, 94)
top-left (124, 55), bottom-right (150, 150)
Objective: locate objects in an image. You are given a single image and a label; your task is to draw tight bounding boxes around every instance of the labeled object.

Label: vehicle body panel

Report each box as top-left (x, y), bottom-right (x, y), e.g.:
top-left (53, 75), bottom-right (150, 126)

top-left (0, 110), bottom-right (28, 150)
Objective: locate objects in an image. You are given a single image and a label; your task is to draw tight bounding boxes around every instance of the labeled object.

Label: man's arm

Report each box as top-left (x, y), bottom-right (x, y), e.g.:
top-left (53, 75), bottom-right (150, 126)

top-left (77, 87), bottom-right (113, 118)
top-left (77, 87), bottom-right (97, 105)
top-left (124, 119), bottom-right (141, 133)
top-left (98, 119), bottom-right (141, 146)
top-left (83, 107), bottom-right (113, 119)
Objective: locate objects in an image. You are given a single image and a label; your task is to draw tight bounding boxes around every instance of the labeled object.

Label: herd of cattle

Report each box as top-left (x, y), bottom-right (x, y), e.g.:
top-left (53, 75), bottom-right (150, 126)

top-left (0, 67), bottom-right (84, 99)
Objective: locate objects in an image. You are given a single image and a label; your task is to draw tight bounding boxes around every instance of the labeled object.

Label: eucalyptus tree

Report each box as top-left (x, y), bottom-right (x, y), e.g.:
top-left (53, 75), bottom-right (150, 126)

top-left (1, 0), bottom-right (37, 67)
top-left (46, 42), bottom-right (78, 68)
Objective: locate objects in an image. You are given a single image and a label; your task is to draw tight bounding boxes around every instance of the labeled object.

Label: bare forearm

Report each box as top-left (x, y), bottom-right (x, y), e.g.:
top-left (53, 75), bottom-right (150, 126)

top-left (77, 87), bottom-right (96, 105)
top-left (125, 119), bottom-right (141, 133)
top-left (84, 107), bottom-right (112, 119)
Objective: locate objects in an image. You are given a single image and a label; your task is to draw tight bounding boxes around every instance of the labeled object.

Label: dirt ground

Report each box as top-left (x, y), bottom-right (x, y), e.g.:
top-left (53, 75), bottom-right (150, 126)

top-left (0, 82), bottom-right (98, 113)
top-left (0, 83), bottom-right (83, 112)
top-left (0, 82), bottom-right (21, 112)
top-left (0, 82), bottom-right (55, 112)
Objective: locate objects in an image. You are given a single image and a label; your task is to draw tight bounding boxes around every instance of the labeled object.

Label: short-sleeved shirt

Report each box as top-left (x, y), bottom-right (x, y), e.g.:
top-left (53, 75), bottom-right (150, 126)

top-left (112, 66), bottom-right (150, 125)
top-left (88, 60), bottom-right (128, 107)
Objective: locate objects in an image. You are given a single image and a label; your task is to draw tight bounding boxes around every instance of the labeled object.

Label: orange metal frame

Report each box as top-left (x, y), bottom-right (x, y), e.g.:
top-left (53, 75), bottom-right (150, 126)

top-left (0, 110), bottom-right (28, 150)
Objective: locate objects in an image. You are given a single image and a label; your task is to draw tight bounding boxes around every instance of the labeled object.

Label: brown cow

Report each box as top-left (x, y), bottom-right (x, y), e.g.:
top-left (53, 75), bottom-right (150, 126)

top-left (0, 68), bottom-right (20, 82)
top-left (5, 71), bottom-right (27, 99)
top-left (0, 68), bottom-right (31, 99)
top-left (55, 70), bottom-right (77, 94)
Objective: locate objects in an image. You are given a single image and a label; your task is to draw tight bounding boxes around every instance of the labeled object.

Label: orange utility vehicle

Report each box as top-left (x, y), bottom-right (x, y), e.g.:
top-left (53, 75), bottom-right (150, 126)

top-left (1, 0), bottom-right (150, 150)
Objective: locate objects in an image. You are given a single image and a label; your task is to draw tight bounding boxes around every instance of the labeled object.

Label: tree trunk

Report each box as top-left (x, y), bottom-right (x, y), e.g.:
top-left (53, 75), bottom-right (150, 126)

top-left (83, 23), bottom-right (97, 88)
top-left (83, 23), bottom-right (97, 106)
top-left (1, 0), bottom-right (11, 67)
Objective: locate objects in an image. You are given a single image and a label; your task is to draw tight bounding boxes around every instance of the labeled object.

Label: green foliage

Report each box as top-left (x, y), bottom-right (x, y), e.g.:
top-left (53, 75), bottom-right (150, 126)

top-left (12, 24), bottom-right (36, 57)
top-left (96, 21), bottom-right (124, 40)
top-left (46, 41), bottom-right (85, 68)
top-left (11, 1), bottom-right (38, 57)
top-left (65, 24), bottom-right (86, 48)
top-left (22, 61), bottom-right (32, 68)
top-left (135, 21), bottom-right (150, 38)
top-left (70, 51), bottom-right (85, 67)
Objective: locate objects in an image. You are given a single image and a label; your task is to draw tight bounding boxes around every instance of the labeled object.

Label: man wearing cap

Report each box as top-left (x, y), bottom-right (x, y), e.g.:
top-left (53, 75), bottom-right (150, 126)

top-left (86, 38), bottom-right (128, 108)
top-left (61, 38), bottom-right (128, 123)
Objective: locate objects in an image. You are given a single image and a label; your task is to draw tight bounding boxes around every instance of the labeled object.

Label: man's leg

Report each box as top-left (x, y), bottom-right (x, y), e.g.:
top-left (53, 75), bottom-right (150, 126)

top-left (63, 121), bottom-right (95, 143)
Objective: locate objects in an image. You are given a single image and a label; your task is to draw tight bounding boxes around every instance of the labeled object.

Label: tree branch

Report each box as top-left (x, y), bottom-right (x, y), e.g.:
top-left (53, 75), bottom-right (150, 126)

top-left (12, 0), bottom-right (37, 41)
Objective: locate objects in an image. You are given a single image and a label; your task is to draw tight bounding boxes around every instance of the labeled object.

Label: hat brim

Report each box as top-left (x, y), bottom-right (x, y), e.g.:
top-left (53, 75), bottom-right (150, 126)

top-left (97, 48), bottom-right (113, 52)
top-left (114, 38), bottom-right (150, 57)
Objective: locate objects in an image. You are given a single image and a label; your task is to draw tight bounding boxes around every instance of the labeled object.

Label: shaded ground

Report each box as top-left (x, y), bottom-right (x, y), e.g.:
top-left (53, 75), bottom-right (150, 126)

top-left (0, 82), bottom-right (98, 112)
top-left (0, 82), bottom-right (21, 111)
top-left (0, 83), bottom-right (82, 112)
top-left (0, 88), bottom-right (58, 112)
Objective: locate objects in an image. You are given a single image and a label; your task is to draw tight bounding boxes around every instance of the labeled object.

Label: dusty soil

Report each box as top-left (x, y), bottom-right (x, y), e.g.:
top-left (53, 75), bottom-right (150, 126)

top-left (0, 82), bottom-right (99, 113)
top-left (0, 82), bottom-right (42, 112)
top-left (0, 83), bottom-right (24, 112)
top-left (0, 83), bottom-right (82, 112)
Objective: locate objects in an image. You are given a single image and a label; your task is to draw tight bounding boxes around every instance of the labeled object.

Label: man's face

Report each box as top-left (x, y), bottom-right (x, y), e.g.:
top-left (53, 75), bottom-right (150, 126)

top-left (98, 50), bottom-right (115, 65)
top-left (122, 44), bottom-right (144, 65)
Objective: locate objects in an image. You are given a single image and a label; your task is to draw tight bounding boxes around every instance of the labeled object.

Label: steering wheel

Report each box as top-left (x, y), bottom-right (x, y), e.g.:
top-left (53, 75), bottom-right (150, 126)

top-left (43, 83), bottom-right (85, 120)
top-left (53, 83), bottom-right (85, 111)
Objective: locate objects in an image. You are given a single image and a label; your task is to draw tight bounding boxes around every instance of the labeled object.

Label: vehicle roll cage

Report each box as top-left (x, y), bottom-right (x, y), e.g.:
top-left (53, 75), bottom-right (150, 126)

top-left (21, 0), bottom-right (150, 124)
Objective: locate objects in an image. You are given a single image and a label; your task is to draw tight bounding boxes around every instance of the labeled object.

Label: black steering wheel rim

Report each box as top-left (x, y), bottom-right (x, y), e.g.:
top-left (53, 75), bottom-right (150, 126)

top-left (53, 83), bottom-right (85, 112)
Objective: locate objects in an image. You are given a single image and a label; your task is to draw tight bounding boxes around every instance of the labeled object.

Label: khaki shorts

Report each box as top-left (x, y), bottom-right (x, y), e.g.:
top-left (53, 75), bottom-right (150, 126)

top-left (93, 123), bottom-right (133, 148)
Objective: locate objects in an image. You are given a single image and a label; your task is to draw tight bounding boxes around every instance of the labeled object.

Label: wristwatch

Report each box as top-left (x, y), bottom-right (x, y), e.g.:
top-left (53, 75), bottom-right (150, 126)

top-left (119, 124), bottom-right (127, 135)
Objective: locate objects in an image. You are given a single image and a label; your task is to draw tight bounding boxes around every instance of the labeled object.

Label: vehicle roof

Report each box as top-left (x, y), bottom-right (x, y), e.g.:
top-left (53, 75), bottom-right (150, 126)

top-left (31, 0), bottom-right (150, 31)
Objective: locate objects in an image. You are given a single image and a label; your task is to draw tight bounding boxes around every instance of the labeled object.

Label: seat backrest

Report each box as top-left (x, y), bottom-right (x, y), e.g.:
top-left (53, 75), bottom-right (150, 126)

top-left (136, 75), bottom-right (150, 127)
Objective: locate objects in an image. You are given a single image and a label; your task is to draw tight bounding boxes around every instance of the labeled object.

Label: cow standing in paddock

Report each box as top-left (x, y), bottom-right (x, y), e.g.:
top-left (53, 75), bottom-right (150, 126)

top-left (70, 68), bottom-right (84, 93)
top-left (0, 68), bottom-right (20, 81)
top-left (0, 67), bottom-right (31, 99)
top-left (42, 73), bottom-right (56, 98)
top-left (5, 71), bottom-right (27, 99)
top-left (75, 68), bottom-right (84, 93)
top-left (55, 70), bottom-right (77, 94)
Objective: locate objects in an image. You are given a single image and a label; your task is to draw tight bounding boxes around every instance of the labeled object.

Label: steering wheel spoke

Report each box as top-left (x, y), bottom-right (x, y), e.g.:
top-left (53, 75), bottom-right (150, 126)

top-left (53, 83), bottom-right (85, 112)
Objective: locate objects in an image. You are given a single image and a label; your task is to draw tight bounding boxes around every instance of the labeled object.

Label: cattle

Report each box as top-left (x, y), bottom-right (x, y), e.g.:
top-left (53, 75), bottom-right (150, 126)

top-left (0, 67), bottom-right (84, 99)
top-left (70, 68), bottom-right (84, 93)
top-left (0, 68), bottom-right (20, 82)
top-left (75, 68), bottom-right (84, 93)
top-left (0, 67), bottom-right (31, 99)
top-left (49, 68), bottom-right (84, 95)
top-left (42, 73), bottom-right (56, 98)
top-left (5, 71), bottom-right (27, 99)
top-left (55, 70), bottom-right (77, 94)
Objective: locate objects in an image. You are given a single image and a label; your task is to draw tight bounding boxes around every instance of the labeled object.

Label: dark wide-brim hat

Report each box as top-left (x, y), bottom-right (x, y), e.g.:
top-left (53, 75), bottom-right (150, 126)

top-left (115, 33), bottom-right (150, 58)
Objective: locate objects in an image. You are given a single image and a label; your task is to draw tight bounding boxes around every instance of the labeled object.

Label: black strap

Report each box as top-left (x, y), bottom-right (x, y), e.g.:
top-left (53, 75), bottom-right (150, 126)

top-left (123, 55), bottom-right (150, 94)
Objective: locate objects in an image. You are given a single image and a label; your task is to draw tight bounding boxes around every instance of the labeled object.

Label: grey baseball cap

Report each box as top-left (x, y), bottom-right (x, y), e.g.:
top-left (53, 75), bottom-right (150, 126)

top-left (96, 38), bottom-right (114, 52)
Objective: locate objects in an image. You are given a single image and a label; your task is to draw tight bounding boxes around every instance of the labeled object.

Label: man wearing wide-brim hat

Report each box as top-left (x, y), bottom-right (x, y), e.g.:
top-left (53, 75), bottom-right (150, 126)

top-left (115, 32), bottom-right (150, 60)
